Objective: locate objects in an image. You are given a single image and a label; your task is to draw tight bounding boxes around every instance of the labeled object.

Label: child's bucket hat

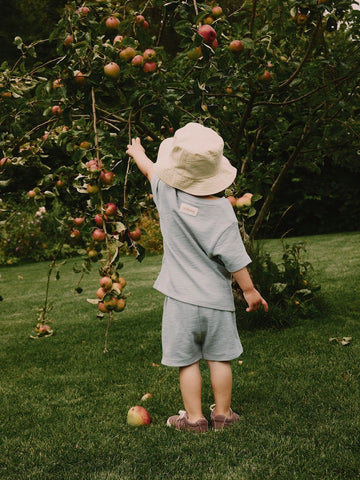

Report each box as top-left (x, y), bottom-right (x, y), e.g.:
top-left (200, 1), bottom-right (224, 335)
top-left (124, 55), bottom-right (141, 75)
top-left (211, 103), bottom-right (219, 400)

top-left (154, 122), bottom-right (237, 196)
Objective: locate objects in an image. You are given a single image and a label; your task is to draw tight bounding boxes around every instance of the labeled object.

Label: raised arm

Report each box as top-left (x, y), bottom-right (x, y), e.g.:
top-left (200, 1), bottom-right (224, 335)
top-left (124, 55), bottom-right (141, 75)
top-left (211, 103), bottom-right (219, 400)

top-left (232, 267), bottom-right (268, 313)
top-left (126, 137), bottom-right (154, 181)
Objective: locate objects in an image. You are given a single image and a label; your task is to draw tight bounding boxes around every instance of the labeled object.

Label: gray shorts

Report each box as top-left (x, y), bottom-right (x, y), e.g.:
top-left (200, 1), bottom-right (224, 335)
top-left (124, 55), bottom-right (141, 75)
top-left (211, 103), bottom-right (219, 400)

top-left (161, 296), bottom-right (243, 367)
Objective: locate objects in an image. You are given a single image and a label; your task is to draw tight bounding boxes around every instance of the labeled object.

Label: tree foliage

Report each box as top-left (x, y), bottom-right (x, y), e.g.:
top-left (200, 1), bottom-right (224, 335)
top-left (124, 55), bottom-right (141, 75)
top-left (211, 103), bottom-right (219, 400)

top-left (1, 0), bottom-right (360, 246)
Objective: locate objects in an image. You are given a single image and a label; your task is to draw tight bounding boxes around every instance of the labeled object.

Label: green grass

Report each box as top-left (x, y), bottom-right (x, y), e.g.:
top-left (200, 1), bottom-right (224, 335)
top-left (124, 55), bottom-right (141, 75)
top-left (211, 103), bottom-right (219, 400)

top-left (1, 232), bottom-right (360, 480)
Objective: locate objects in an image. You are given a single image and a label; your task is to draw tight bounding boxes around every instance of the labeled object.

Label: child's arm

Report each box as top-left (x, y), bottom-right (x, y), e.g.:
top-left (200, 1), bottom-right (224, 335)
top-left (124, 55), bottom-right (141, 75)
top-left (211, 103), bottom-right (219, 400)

top-left (126, 137), bottom-right (154, 181)
top-left (232, 267), bottom-right (269, 313)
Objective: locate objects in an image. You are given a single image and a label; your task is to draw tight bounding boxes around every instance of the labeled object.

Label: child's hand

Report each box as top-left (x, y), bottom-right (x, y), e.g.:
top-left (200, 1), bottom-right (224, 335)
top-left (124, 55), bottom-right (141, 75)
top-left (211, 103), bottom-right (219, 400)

top-left (126, 137), bottom-right (145, 159)
top-left (243, 288), bottom-right (269, 313)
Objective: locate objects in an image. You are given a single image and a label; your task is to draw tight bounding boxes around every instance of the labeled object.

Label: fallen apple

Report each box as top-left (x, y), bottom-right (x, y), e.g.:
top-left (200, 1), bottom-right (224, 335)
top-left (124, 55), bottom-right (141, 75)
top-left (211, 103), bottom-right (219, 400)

top-left (127, 406), bottom-right (151, 426)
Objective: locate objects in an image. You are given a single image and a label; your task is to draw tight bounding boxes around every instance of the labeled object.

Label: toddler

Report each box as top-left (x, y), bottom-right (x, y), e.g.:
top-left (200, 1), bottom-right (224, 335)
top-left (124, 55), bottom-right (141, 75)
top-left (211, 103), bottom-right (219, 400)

top-left (126, 122), bottom-right (268, 432)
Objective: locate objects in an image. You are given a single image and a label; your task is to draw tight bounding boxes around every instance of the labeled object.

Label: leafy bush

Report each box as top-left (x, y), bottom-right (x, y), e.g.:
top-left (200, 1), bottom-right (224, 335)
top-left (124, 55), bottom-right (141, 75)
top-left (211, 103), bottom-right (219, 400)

top-left (0, 200), bottom-right (81, 265)
top-left (234, 241), bottom-right (321, 329)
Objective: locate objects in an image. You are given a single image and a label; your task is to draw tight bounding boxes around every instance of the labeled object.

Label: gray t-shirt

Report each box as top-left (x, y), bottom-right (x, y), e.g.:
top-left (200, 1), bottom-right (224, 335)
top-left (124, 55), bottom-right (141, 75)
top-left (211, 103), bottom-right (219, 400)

top-left (151, 175), bottom-right (251, 311)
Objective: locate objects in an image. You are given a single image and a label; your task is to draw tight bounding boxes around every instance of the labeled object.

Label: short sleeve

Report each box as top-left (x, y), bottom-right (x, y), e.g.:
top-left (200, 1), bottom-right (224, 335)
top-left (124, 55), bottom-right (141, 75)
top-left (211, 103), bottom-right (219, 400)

top-left (150, 174), bottom-right (161, 207)
top-left (211, 222), bottom-right (251, 273)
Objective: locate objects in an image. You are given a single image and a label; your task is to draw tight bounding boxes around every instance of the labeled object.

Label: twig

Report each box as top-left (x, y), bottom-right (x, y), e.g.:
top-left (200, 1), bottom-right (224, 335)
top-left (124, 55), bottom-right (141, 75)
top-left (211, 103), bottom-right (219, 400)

top-left (123, 110), bottom-right (133, 210)
top-left (91, 87), bottom-right (100, 162)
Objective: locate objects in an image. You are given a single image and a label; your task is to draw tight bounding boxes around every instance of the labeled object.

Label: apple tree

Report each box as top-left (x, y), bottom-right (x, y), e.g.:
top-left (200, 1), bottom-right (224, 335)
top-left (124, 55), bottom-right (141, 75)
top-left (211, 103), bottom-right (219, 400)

top-left (1, 0), bottom-right (360, 337)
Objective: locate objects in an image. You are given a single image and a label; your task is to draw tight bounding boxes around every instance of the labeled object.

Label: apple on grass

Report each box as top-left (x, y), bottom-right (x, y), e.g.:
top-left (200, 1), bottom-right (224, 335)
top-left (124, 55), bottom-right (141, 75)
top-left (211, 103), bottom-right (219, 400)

top-left (127, 406), bottom-right (151, 426)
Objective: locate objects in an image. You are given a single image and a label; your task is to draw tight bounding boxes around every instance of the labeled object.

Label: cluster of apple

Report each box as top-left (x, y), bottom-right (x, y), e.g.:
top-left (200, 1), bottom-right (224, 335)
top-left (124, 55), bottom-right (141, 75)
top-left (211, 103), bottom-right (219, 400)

top-left (96, 274), bottom-right (127, 314)
top-left (70, 216), bottom-right (85, 243)
top-left (226, 193), bottom-right (253, 209)
top-left (103, 14), bottom-right (156, 79)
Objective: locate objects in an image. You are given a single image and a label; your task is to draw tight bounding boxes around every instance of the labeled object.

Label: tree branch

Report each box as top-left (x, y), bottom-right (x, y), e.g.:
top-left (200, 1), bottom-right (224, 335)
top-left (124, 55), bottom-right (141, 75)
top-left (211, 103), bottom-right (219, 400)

top-left (249, 122), bottom-right (311, 241)
top-left (279, 16), bottom-right (323, 89)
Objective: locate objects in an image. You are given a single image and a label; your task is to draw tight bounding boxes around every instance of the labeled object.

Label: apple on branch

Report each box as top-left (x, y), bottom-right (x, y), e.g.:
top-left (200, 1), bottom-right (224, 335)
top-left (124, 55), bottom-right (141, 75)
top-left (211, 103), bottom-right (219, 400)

top-left (104, 62), bottom-right (121, 80)
top-left (105, 16), bottom-right (120, 31)
top-left (198, 24), bottom-right (217, 44)
top-left (229, 40), bottom-right (244, 53)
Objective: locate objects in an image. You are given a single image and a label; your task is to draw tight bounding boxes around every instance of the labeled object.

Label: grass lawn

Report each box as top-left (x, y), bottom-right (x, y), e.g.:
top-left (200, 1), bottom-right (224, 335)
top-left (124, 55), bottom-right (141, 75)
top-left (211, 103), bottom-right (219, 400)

top-left (0, 232), bottom-right (359, 480)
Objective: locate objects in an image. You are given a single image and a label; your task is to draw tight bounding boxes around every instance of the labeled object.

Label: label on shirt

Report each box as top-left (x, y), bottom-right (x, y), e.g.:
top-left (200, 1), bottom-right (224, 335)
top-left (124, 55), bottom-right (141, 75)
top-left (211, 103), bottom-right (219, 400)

top-left (179, 202), bottom-right (198, 217)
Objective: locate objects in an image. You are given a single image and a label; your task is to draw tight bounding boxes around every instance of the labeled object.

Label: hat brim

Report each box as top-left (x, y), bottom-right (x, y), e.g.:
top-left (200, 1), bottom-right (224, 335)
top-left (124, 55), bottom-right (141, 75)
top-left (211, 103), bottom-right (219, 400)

top-left (154, 137), bottom-right (237, 196)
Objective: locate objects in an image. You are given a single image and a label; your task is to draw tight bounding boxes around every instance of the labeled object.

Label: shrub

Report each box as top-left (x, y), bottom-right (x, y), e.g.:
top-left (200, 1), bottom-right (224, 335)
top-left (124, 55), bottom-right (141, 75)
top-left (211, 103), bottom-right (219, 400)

top-left (234, 241), bottom-right (321, 329)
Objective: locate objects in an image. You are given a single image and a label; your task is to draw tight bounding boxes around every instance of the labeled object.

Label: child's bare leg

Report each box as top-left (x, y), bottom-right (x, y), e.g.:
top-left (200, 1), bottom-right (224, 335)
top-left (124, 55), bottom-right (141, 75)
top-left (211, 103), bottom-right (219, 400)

top-left (207, 360), bottom-right (232, 417)
top-left (179, 361), bottom-right (204, 422)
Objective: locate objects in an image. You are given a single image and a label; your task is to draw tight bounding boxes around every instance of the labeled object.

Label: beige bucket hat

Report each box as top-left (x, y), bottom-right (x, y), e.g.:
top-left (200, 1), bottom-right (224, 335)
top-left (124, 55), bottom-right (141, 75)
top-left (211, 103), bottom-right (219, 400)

top-left (153, 122), bottom-right (237, 196)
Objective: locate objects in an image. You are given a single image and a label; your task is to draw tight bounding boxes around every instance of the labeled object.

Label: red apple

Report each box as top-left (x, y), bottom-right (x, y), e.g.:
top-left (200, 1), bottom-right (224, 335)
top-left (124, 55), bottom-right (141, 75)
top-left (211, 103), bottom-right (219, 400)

top-left (129, 228), bottom-right (141, 241)
top-left (104, 62), bottom-right (121, 80)
top-left (96, 287), bottom-right (107, 299)
top-left (73, 217), bottom-right (85, 226)
top-left (56, 179), bottom-right (65, 188)
top-left (259, 70), bottom-right (272, 82)
top-left (100, 170), bottom-right (115, 185)
top-left (98, 302), bottom-right (110, 313)
top-left (229, 40), bottom-right (244, 53)
top-left (52, 78), bottom-right (64, 89)
top-left (27, 190), bottom-right (37, 198)
top-left (212, 38), bottom-right (218, 50)
top-left (119, 47), bottom-right (136, 61)
top-left (105, 16), bottom-right (120, 30)
top-left (113, 35), bottom-right (124, 45)
top-left (51, 105), bottom-right (62, 116)
top-left (0, 157), bottom-right (11, 167)
top-left (74, 71), bottom-right (87, 87)
top-left (93, 228), bottom-right (106, 242)
top-left (104, 202), bottom-right (117, 216)
top-left (143, 62), bottom-right (157, 73)
top-left (70, 229), bottom-right (81, 239)
top-left (64, 34), bottom-right (73, 47)
top-left (117, 277), bottom-right (127, 289)
top-left (38, 324), bottom-right (52, 334)
top-left (127, 406), bottom-right (151, 426)
top-left (94, 214), bottom-right (104, 226)
top-left (143, 49), bottom-right (156, 61)
top-left (99, 276), bottom-right (113, 290)
top-left (112, 282), bottom-right (124, 293)
top-left (86, 159), bottom-right (102, 172)
top-left (142, 20), bottom-right (149, 29)
top-left (131, 54), bottom-right (144, 66)
top-left (212, 6), bottom-right (223, 17)
top-left (198, 25), bottom-right (217, 44)
top-left (135, 14), bottom-right (145, 25)
top-left (77, 6), bottom-right (89, 16)
top-left (113, 298), bottom-right (126, 312)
